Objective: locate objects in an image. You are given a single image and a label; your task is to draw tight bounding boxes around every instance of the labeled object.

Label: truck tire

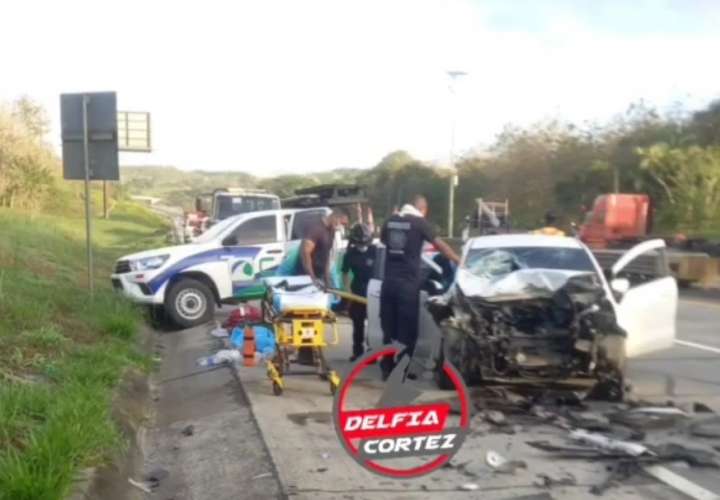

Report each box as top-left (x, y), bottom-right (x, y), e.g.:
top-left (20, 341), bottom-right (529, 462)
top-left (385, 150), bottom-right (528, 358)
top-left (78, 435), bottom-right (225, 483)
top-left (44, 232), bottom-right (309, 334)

top-left (165, 278), bottom-right (215, 329)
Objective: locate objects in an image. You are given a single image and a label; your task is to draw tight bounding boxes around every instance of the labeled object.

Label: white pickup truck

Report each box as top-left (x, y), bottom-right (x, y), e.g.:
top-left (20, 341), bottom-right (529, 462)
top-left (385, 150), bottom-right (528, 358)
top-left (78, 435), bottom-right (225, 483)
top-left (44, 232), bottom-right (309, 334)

top-left (111, 207), bottom-right (331, 328)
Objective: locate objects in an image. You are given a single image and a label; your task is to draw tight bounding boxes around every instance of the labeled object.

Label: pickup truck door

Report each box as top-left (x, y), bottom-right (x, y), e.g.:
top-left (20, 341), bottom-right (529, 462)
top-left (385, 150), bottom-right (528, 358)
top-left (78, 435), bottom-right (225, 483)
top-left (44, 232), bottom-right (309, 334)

top-left (611, 239), bottom-right (678, 358)
top-left (221, 214), bottom-right (284, 297)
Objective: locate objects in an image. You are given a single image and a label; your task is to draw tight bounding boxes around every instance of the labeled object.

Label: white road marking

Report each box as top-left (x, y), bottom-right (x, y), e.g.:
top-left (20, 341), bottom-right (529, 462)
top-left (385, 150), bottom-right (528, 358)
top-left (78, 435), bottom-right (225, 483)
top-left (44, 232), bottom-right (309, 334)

top-left (643, 464), bottom-right (720, 500)
top-left (674, 339), bottom-right (720, 355)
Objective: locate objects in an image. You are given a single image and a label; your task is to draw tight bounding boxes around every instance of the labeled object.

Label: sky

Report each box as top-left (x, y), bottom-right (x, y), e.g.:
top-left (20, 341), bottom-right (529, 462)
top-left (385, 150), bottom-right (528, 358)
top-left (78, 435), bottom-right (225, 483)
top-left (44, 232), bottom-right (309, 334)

top-left (1, 0), bottom-right (720, 176)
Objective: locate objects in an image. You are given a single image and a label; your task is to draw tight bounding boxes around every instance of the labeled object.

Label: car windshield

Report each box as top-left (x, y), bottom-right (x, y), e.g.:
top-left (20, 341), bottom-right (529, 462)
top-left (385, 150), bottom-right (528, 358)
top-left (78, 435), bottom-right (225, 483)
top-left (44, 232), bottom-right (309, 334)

top-left (464, 246), bottom-right (596, 278)
top-left (193, 216), bottom-right (238, 244)
top-left (216, 195), bottom-right (280, 220)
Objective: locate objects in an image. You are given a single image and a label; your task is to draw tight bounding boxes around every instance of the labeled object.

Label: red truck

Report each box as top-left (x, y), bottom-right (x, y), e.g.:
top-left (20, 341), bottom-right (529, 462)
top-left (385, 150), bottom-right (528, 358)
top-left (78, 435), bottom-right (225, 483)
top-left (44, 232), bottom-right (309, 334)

top-left (579, 193), bottom-right (718, 287)
top-left (579, 194), bottom-right (652, 249)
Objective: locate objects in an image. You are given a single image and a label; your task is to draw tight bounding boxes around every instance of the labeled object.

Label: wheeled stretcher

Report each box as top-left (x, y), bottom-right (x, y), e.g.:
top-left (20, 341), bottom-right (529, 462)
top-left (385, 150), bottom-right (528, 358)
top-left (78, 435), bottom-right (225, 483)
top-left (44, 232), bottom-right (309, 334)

top-left (261, 277), bottom-right (341, 396)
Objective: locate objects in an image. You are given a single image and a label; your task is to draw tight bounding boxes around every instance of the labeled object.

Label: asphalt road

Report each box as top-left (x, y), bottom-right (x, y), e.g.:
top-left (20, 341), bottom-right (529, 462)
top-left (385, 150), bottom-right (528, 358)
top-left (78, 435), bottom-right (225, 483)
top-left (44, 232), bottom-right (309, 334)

top-left (140, 294), bottom-right (720, 500)
top-left (228, 294), bottom-right (720, 500)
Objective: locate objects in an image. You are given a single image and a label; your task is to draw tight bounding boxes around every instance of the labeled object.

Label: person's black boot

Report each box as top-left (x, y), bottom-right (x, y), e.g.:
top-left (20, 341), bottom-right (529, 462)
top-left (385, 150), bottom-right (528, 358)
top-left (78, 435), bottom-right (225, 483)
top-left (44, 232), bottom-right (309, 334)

top-left (380, 354), bottom-right (395, 381)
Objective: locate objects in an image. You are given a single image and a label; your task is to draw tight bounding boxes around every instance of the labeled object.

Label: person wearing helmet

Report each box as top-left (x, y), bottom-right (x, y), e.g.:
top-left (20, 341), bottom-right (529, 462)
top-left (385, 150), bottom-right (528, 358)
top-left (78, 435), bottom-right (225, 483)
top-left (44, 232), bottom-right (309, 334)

top-left (342, 223), bottom-right (377, 361)
top-left (533, 210), bottom-right (566, 236)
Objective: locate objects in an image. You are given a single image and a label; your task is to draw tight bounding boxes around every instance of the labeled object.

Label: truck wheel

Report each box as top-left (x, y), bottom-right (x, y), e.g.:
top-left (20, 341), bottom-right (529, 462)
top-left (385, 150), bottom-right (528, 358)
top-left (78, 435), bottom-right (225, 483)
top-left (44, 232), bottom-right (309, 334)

top-left (165, 278), bottom-right (215, 329)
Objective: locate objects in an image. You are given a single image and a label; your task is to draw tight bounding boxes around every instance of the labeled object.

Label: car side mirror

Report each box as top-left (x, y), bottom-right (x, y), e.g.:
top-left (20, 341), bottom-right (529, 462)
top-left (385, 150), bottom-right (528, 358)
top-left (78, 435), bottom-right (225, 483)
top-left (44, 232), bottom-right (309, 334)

top-left (610, 277), bottom-right (631, 296)
top-left (222, 235), bottom-right (238, 246)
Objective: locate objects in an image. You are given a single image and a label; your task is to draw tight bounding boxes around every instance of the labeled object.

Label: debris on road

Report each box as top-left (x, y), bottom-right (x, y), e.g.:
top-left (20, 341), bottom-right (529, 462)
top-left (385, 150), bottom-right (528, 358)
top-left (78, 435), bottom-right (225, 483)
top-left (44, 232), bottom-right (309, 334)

top-left (458, 482), bottom-right (479, 491)
top-left (534, 472), bottom-right (577, 488)
top-left (128, 477), bottom-right (153, 494)
top-left (690, 417), bottom-right (720, 439)
top-left (570, 429), bottom-right (651, 457)
top-left (694, 402), bottom-right (715, 414)
top-left (210, 325), bottom-right (229, 338)
top-left (485, 450), bottom-right (527, 474)
top-left (590, 460), bottom-right (640, 496)
top-left (196, 349), bottom-right (241, 367)
top-left (482, 410), bottom-right (508, 426)
top-left (509, 493), bottom-right (555, 500)
top-left (252, 472), bottom-right (273, 480)
top-left (144, 466), bottom-right (170, 489)
top-left (181, 424), bottom-right (195, 437)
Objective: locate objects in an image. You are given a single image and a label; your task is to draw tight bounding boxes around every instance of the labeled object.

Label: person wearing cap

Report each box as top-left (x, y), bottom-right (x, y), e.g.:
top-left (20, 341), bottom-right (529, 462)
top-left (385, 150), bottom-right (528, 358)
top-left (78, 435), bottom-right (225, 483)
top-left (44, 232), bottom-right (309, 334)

top-left (342, 223), bottom-right (377, 361)
top-left (533, 210), bottom-right (566, 236)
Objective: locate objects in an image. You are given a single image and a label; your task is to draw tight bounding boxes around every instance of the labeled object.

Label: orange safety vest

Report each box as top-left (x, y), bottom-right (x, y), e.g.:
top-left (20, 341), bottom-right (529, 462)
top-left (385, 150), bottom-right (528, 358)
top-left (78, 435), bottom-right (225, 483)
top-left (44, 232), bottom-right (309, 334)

top-left (533, 227), bottom-right (566, 237)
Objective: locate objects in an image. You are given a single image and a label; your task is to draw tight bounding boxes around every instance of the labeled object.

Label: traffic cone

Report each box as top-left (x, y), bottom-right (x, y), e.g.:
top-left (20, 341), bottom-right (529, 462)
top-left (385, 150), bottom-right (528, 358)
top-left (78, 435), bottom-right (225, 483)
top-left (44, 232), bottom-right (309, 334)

top-left (243, 326), bottom-right (257, 367)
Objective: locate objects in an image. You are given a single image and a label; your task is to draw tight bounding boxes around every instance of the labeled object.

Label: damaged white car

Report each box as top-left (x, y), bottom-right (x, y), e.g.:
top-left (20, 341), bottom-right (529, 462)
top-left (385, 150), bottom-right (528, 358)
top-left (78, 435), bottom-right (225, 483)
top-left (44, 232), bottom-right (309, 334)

top-left (434, 235), bottom-right (677, 399)
top-left (369, 234), bottom-right (678, 400)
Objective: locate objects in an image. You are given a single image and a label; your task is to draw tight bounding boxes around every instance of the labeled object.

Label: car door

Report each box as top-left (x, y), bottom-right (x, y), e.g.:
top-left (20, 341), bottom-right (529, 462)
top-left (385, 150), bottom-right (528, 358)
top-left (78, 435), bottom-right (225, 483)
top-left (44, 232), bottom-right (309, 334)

top-left (610, 239), bottom-right (678, 358)
top-left (222, 214), bottom-right (284, 294)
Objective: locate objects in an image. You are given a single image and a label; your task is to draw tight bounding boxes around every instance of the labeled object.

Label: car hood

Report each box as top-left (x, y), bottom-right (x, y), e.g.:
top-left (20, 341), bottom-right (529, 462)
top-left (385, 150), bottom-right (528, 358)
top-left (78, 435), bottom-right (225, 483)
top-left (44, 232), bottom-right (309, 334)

top-left (119, 242), bottom-right (216, 262)
top-left (455, 268), bottom-right (591, 302)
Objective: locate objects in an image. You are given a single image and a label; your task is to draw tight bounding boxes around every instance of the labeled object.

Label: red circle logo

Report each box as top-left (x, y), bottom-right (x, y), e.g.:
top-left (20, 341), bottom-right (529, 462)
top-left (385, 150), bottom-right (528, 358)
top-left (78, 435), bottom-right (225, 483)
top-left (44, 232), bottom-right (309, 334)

top-left (332, 346), bottom-right (470, 478)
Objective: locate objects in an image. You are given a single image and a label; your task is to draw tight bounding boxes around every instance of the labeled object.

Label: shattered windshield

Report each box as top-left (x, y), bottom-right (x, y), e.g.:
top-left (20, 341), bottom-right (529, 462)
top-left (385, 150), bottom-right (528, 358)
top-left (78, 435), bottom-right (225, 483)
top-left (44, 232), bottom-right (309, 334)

top-left (464, 246), bottom-right (595, 278)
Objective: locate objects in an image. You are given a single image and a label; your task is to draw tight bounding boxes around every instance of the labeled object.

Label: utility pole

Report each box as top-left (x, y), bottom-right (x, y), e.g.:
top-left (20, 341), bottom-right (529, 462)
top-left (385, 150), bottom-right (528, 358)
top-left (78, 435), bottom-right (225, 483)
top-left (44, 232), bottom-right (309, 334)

top-left (447, 70), bottom-right (467, 238)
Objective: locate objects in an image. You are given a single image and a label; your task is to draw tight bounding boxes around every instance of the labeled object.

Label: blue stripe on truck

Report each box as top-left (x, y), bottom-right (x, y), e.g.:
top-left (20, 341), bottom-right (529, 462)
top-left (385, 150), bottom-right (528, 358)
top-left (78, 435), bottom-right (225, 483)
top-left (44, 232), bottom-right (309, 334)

top-left (148, 246), bottom-right (261, 293)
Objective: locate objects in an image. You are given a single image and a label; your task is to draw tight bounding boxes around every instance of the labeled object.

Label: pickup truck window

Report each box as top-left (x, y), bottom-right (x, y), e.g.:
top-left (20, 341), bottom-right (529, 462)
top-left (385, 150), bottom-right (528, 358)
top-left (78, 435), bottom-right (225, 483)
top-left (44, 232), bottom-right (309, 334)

top-left (228, 215), bottom-right (278, 245)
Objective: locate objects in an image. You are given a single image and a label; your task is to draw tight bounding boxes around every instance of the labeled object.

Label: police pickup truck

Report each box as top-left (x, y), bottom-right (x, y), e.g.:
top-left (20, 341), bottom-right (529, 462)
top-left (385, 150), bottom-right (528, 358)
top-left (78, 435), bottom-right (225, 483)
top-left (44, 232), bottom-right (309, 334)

top-left (111, 207), bottom-right (331, 328)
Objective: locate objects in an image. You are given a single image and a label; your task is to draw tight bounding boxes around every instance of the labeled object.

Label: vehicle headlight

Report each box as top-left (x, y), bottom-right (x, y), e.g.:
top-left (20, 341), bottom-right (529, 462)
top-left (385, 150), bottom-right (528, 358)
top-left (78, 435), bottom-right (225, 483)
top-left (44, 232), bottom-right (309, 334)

top-left (131, 254), bottom-right (170, 271)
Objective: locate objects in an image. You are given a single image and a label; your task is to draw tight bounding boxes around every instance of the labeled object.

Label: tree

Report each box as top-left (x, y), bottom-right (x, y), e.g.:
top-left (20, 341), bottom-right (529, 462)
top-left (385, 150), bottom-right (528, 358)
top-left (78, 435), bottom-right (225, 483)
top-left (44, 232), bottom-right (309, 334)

top-left (11, 96), bottom-right (49, 140)
top-left (637, 144), bottom-right (720, 229)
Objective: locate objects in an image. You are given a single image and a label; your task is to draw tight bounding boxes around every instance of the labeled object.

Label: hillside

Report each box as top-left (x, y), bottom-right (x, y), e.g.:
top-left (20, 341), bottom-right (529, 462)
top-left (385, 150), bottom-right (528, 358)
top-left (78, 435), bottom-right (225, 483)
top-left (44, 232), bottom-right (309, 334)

top-left (0, 201), bottom-right (170, 500)
top-left (120, 165), bottom-right (364, 209)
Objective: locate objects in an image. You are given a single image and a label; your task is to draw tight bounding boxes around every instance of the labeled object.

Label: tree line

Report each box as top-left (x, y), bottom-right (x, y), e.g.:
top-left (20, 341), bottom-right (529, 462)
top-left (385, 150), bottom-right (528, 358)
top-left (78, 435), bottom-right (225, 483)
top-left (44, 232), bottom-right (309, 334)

top-left (0, 97), bottom-right (58, 211)
top-left (356, 100), bottom-right (720, 236)
top-left (4, 95), bottom-right (720, 238)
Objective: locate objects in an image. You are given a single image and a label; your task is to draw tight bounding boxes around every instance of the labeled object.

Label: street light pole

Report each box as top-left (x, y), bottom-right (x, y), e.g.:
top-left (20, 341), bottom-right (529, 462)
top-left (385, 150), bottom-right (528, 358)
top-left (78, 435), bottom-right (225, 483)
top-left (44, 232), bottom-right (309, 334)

top-left (447, 70), bottom-right (467, 238)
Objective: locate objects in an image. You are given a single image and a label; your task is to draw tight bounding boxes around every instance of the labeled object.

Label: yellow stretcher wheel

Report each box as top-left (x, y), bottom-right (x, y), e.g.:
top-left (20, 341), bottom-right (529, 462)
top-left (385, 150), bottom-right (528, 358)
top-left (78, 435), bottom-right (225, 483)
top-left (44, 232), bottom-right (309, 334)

top-left (272, 381), bottom-right (283, 396)
top-left (328, 371), bottom-right (340, 395)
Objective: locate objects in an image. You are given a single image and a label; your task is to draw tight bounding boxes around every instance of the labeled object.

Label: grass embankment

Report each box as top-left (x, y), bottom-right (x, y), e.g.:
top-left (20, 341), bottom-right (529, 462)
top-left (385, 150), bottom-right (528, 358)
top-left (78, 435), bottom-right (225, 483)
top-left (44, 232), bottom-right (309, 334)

top-left (0, 201), bottom-right (170, 500)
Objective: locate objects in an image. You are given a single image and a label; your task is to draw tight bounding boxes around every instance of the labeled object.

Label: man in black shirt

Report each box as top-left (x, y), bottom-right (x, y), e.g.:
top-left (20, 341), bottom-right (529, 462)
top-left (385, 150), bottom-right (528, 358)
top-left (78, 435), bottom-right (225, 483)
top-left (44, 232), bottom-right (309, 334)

top-left (297, 208), bottom-right (349, 287)
top-left (342, 223), bottom-right (376, 361)
top-left (379, 195), bottom-right (460, 379)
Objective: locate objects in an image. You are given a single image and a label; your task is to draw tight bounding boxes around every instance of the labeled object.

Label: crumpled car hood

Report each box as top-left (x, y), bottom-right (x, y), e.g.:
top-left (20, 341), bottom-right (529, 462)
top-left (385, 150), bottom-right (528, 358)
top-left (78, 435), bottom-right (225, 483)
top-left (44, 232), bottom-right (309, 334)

top-left (455, 268), bottom-right (590, 302)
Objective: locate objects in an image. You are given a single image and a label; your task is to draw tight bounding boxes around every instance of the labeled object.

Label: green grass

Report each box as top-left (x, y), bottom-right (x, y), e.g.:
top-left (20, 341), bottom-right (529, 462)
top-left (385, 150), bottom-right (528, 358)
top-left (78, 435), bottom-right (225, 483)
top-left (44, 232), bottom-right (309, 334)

top-left (0, 199), bottom-right (169, 500)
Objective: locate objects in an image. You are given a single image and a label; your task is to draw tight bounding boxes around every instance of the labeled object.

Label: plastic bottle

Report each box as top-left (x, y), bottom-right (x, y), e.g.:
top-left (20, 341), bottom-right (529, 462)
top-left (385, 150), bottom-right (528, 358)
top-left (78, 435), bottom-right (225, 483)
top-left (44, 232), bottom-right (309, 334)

top-left (196, 349), bottom-right (242, 367)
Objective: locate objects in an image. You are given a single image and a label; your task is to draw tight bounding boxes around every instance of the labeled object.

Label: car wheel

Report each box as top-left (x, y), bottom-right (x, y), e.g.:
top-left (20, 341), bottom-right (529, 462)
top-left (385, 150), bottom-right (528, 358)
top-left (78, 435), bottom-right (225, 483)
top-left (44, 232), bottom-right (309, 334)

top-left (165, 278), bottom-right (215, 329)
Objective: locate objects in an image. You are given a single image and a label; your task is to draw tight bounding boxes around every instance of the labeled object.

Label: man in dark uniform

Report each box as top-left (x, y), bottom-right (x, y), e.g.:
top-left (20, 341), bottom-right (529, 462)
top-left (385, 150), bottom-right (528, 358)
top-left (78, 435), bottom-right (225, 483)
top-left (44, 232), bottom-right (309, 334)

top-left (297, 208), bottom-right (349, 288)
top-left (342, 223), bottom-right (376, 361)
top-left (379, 195), bottom-right (460, 379)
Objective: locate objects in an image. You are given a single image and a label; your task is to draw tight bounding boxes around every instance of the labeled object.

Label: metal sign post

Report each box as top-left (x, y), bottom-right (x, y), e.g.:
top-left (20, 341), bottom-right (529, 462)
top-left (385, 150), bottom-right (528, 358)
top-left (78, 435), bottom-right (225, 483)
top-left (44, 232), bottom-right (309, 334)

top-left (61, 91), bottom-right (120, 297)
top-left (82, 95), bottom-right (94, 296)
